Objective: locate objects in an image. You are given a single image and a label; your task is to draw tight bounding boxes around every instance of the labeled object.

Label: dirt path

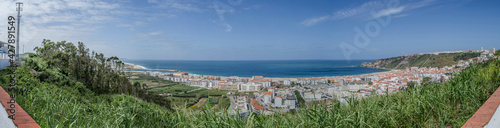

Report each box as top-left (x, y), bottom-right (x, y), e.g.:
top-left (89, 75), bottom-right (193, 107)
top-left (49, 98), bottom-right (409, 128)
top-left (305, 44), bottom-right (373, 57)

top-left (194, 98), bottom-right (207, 107)
top-left (210, 104), bottom-right (219, 111)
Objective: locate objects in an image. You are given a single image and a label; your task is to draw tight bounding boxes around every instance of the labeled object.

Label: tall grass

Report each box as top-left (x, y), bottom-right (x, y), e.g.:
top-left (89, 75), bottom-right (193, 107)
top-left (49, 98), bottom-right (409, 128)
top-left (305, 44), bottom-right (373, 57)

top-left (1, 59), bottom-right (499, 127)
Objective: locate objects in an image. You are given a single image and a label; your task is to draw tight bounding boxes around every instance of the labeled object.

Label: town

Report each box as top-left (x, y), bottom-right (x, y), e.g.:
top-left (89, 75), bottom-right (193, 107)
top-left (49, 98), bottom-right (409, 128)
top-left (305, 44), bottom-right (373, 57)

top-left (132, 48), bottom-right (497, 116)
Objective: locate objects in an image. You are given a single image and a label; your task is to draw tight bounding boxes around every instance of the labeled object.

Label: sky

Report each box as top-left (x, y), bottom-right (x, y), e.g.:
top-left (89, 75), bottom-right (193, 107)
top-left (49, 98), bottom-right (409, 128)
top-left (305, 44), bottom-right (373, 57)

top-left (0, 0), bottom-right (499, 60)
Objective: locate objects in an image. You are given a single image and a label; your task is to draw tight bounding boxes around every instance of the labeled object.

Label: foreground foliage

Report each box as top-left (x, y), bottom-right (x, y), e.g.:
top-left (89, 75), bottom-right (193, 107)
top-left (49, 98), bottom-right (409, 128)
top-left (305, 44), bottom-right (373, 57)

top-left (0, 40), bottom-right (498, 127)
top-left (31, 39), bottom-right (172, 110)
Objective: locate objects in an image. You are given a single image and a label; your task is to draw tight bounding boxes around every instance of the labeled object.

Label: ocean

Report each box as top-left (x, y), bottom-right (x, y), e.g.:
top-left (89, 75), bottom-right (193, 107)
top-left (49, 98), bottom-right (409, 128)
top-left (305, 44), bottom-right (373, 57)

top-left (124, 60), bottom-right (386, 78)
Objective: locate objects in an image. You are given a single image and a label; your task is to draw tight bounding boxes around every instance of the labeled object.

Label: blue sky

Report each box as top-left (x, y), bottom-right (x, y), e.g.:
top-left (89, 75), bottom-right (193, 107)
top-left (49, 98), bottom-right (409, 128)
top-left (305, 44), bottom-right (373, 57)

top-left (0, 0), bottom-right (499, 60)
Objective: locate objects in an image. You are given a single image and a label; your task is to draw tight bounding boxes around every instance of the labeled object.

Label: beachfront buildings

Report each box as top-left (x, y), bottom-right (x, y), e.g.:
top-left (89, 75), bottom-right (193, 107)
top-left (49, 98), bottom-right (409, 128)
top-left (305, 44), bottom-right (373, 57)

top-left (218, 82), bottom-right (239, 90)
top-left (250, 79), bottom-right (271, 87)
top-left (252, 75), bottom-right (263, 80)
top-left (296, 78), bottom-right (328, 85)
top-left (239, 83), bottom-right (262, 92)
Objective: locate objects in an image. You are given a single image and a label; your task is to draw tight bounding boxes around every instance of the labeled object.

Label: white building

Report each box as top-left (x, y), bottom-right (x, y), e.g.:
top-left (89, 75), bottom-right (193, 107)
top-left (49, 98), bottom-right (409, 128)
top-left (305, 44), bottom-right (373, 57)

top-left (304, 92), bottom-right (322, 101)
top-left (272, 96), bottom-right (284, 108)
top-left (250, 79), bottom-right (272, 87)
top-left (283, 80), bottom-right (291, 86)
top-left (252, 76), bottom-right (264, 80)
top-left (239, 83), bottom-right (262, 92)
top-left (189, 80), bottom-right (208, 87)
top-left (284, 95), bottom-right (297, 109)
top-left (263, 92), bottom-right (272, 104)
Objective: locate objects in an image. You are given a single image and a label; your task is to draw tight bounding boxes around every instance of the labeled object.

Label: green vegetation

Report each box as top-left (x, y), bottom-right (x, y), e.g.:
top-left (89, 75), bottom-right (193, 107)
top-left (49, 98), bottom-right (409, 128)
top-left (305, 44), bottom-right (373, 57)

top-left (168, 97), bottom-right (200, 108)
top-left (129, 73), bottom-right (176, 86)
top-left (29, 39), bottom-right (172, 109)
top-left (406, 81), bottom-right (417, 90)
top-left (294, 90), bottom-right (306, 107)
top-left (1, 39), bottom-right (498, 127)
top-left (164, 88), bottom-right (232, 109)
top-left (422, 77), bottom-right (432, 86)
top-left (217, 97), bottom-right (231, 111)
top-left (382, 52), bottom-right (480, 69)
top-left (148, 84), bottom-right (199, 94)
top-left (175, 89), bottom-right (230, 97)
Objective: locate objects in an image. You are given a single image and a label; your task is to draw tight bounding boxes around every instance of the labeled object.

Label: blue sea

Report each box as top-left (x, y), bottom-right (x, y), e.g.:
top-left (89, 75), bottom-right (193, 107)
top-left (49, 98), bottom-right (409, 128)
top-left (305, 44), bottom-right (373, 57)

top-left (124, 60), bottom-right (386, 78)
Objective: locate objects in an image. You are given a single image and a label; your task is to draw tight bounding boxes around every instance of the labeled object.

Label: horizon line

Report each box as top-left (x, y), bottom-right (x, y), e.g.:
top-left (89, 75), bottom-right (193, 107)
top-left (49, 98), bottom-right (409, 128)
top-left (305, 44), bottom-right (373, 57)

top-left (121, 59), bottom-right (379, 61)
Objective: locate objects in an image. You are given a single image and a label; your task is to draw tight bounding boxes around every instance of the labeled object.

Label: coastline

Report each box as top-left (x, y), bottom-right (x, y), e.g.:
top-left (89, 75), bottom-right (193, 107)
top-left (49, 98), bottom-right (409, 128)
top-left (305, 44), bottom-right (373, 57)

top-left (123, 62), bottom-right (148, 70)
top-left (123, 62), bottom-right (394, 80)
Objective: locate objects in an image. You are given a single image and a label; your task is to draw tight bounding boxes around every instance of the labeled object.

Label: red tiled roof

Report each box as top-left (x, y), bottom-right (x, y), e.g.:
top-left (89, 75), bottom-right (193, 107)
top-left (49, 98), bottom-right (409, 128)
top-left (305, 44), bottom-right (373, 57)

top-left (250, 98), bottom-right (264, 110)
top-left (264, 92), bottom-right (273, 96)
top-left (276, 95), bottom-right (283, 99)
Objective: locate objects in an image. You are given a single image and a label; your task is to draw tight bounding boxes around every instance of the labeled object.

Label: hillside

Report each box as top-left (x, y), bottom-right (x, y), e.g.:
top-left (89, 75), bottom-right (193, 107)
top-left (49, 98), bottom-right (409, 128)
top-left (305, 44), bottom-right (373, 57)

top-left (361, 52), bottom-right (480, 69)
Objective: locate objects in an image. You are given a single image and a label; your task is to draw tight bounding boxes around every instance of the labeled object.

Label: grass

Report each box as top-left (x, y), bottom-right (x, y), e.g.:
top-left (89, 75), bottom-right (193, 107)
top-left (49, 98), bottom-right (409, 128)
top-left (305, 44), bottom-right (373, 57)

top-left (1, 58), bottom-right (498, 127)
top-left (147, 84), bottom-right (199, 94)
top-left (306, 99), bottom-right (337, 108)
top-left (175, 88), bottom-right (232, 97)
top-left (168, 97), bottom-right (200, 109)
top-left (217, 97), bottom-right (231, 111)
top-left (129, 73), bottom-right (177, 88)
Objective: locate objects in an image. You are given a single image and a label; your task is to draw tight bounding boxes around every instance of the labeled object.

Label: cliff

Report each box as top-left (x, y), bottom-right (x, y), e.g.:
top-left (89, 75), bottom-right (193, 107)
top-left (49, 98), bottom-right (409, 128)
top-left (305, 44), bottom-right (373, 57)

top-left (361, 52), bottom-right (480, 69)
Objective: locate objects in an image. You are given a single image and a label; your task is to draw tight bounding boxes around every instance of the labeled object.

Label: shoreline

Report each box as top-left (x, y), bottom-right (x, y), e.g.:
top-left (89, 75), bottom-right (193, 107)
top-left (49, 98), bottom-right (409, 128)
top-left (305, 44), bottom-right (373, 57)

top-left (123, 62), bottom-right (395, 80)
top-left (123, 62), bottom-right (148, 70)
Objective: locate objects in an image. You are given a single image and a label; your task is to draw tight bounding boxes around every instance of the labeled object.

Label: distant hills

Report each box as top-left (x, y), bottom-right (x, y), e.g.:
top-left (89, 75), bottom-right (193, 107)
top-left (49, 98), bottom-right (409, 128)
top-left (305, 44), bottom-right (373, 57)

top-left (361, 52), bottom-right (480, 69)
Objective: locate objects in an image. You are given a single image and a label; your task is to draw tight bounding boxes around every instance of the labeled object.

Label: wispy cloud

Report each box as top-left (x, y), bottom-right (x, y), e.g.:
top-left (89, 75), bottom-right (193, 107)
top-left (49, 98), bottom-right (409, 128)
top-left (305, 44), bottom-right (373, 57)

top-left (0, 0), bottom-right (124, 54)
top-left (301, 16), bottom-right (329, 26)
top-left (301, 0), bottom-right (454, 26)
top-left (301, 1), bottom-right (384, 26)
top-left (371, 6), bottom-right (405, 19)
top-left (243, 5), bottom-right (261, 10)
top-left (210, 19), bottom-right (232, 32)
top-left (147, 0), bottom-right (204, 12)
top-left (332, 1), bottom-right (385, 20)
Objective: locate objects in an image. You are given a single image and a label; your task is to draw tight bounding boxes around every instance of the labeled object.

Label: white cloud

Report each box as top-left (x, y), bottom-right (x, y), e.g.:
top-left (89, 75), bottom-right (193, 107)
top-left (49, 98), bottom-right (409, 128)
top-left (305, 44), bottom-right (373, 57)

top-left (394, 14), bottom-right (409, 18)
top-left (223, 23), bottom-right (232, 32)
top-left (371, 6), bottom-right (405, 19)
top-left (0, 0), bottom-right (124, 54)
top-left (301, 1), bottom-right (384, 26)
top-left (210, 19), bottom-right (232, 32)
top-left (332, 1), bottom-right (384, 20)
top-left (148, 0), bottom-right (203, 12)
top-left (301, 0), bottom-right (453, 26)
top-left (301, 16), bottom-right (328, 26)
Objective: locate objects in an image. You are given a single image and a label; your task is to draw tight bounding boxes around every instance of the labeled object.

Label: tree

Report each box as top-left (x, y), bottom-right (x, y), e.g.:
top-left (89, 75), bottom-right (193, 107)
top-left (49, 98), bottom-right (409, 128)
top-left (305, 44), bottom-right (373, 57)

top-left (33, 39), bottom-right (173, 111)
top-left (406, 81), bottom-right (417, 90)
top-left (368, 81), bottom-right (373, 85)
top-left (422, 77), bottom-right (432, 86)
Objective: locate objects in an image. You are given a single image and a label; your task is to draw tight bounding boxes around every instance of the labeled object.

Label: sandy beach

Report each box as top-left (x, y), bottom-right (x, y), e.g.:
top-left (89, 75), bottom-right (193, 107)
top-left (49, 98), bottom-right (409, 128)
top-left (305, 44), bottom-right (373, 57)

top-left (123, 62), bottom-right (147, 70)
